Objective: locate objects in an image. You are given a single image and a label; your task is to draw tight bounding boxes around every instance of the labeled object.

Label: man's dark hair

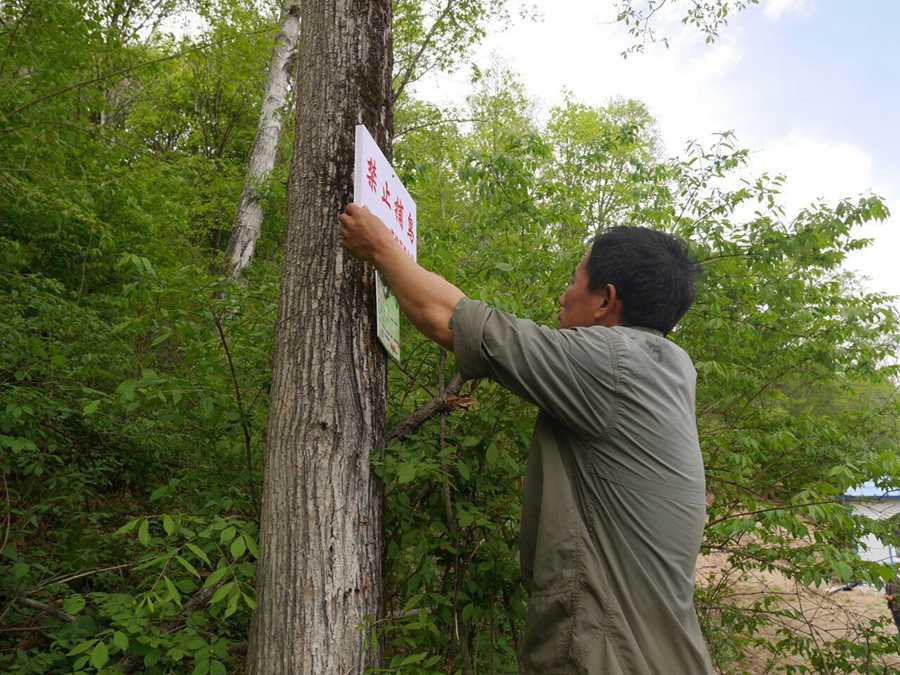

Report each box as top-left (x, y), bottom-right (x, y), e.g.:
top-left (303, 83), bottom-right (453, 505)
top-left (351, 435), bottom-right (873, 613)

top-left (586, 226), bottom-right (700, 335)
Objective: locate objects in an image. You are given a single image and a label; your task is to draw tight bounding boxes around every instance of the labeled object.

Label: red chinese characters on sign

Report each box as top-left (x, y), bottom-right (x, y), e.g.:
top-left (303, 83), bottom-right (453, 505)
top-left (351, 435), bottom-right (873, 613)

top-left (393, 197), bottom-right (404, 227)
top-left (389, 229), bottom-right (410, 257)
top-left (366, 158), bottom-right (377, 192)
top-left (407, 213), bottom-right (415, 245)
top-left (381, 181), bottom-right (391, 209)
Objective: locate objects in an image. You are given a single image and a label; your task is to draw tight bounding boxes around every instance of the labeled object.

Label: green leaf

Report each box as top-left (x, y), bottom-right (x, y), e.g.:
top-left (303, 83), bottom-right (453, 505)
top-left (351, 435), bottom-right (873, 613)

top-left (230, 536), bottom-right (246, 560)
top-left (833, 560), bottom-right (853, 583)
top-left (163, 514), bottom-right (176, 535)
top-left (150, 484), bottom-right (169, 501)
top-left (176, 578), bottom-right (199, 593)
top-left (397, 463), bottom-right (416, 484)
top-left (224, 587), bottom-right (240, 618)
top-left (204, 566), bottom-right (230, 588)
top-left (67, 639), bottom-right (98, 656)
top-left (242, 533), bottom-right (259, 559)
top-left (144, 649), bottom-right (161, 667)
top-left (209, 661), bottom-right (227, 675)
top-left (176, 555), bottom-right (200, 578)
top-left (186, 542), bottom-right (211, 566)
top-left (211, 581), bottom-right (235, 605)
top-left (133, 553), bottom-right (170, 572)
top-left (89, 641), bottom-right (109, 669)
top-left (82, 400), bottom-right (100, 416)
top-left (219, 526), bottom-right (237, 545)
top-left (115, 518), bottom-right (139, 536)
top-left (184, 637), bottom-right (206, 651)
top-left (150, 327), bottom-right (172, 347)
top-left (399, 652), bottom-right (427, 666)
top-left (118, 379), bottom-right (137, 402)
top-left (63, 594), bottom-right (86, 615)
top-left (485, 443), bottom-right (499, 467)
top-left (113, 631), bottom-right (129, 651)
top-left (164, 575), bottom-right (182, 605)
top-left (11, 562), bottom-right (29, 580)
top-left (138, 519), bottom-right (151, 546)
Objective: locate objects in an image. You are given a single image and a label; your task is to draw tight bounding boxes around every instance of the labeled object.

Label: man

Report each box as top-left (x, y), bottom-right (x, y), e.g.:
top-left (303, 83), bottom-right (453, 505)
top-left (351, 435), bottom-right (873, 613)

top-left (338, 203), bottom-right (713, 674)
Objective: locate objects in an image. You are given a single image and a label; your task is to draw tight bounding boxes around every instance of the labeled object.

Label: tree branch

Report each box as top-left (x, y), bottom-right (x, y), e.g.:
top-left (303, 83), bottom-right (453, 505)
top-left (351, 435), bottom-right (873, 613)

top-left (705, 499), bottom-right (840, 529)
top-left (210, 309), bottom-right (259, 517)
top-left (392, 0), bottom-right (455, 101)
top-left (15, 597), bottom-right (75, 623)
top-left (386, 373), bottom-right (469, 443)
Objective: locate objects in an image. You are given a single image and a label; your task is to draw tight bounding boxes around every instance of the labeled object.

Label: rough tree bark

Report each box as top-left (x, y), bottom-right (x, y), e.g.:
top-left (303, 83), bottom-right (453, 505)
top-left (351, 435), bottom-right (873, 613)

top-left (224, 0), bottom-right (301, 280)
top-left (246, 2), bottom-right (393, 673)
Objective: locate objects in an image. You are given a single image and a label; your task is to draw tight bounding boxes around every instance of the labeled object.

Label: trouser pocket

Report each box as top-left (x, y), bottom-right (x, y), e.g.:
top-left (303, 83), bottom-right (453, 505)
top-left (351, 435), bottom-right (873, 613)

top-left (520, 587), bottom-right (577, 674)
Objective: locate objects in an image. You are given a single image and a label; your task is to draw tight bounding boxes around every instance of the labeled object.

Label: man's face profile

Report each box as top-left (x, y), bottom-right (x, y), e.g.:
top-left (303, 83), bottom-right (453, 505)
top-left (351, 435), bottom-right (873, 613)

top-left (558, 247), bottom-right (625, 330)
top-left (559, 251), bottom-right (600, 329)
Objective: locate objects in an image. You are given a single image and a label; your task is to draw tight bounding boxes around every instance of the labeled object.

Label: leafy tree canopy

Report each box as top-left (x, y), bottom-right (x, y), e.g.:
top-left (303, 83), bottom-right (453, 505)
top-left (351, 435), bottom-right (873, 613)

top-left (1, 1), bottom-right (897, 673)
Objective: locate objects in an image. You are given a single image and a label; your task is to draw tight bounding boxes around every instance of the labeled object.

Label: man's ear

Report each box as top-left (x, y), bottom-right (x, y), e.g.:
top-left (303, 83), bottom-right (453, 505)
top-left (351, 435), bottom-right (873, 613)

top-left (602, 283), bottom-right (617, 307)
top-left (592, 284), bottom-right (621, 324)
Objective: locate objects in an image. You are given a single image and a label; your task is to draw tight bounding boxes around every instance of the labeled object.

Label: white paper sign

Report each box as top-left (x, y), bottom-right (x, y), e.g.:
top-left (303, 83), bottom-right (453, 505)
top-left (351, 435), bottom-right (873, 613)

top-left (353, 124), bottom-right (418, 361)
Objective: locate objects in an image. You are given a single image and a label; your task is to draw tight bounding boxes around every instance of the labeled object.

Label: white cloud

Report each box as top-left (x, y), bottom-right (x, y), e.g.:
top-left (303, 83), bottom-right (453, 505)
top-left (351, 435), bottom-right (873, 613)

top-left (413, 1), bottom-right (746, 151)
top-left (747, 136), bottom-right (899, 298)
top-left (764, 0), bottom-right (811, 21)
top-left (750, 135), bottom-right (874, 214)
top-left (412, 1), bottom-right (897, 300)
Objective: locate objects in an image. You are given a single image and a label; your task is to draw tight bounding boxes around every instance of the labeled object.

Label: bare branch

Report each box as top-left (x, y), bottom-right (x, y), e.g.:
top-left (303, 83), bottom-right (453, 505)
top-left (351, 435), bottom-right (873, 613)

top-left (210, 309), bottom-right (259, 517)
top-left (15, 597), bottom-right (75, 623)
top-left (386, 373), bottom-right (470, 443)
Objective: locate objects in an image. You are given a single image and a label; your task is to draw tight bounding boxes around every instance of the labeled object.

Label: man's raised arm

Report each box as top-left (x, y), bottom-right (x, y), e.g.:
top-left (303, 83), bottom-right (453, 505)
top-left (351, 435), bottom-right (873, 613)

top-left (337, 203), bottom-right (464, 350)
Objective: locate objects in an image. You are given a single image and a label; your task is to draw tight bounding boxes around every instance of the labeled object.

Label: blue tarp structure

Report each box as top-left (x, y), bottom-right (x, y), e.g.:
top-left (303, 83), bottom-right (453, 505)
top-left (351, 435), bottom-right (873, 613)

top-left (843, 481), bottom-right (900, 500)
top-left (842, 482), bottom-right (899, 566)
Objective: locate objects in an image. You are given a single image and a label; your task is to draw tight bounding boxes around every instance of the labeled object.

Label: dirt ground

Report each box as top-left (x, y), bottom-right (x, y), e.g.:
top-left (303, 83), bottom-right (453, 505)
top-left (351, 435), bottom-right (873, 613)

top-left (696, 552), bottom-right (899, 673)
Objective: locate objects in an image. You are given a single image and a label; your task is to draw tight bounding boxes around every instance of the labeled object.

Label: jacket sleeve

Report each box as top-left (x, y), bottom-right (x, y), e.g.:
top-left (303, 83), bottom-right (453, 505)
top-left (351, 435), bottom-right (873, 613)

top-left (450, 298), bottom-right (618, 436)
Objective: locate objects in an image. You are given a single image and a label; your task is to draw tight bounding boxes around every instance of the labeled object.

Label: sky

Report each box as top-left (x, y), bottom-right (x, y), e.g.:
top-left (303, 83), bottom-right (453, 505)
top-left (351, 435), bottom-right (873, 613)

top-left (412, 0), bottom-right (900, 302)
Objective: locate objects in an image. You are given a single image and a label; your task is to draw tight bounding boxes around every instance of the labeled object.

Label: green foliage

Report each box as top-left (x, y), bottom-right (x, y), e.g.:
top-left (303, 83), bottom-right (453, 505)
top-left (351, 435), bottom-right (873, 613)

top-left (1, 2), bottom-right (898, 673)
top-left (616, 0), bottom-right (761, 53)
top-left (379, 70), bottom-right (899, 672)
top-left (393, 0), bottom-right (514, 97)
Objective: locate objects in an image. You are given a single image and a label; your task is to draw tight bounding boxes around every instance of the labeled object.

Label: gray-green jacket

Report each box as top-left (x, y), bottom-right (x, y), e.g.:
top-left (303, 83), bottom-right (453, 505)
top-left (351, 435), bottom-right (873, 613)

top-left (451, 299), bottom-right (714, 674)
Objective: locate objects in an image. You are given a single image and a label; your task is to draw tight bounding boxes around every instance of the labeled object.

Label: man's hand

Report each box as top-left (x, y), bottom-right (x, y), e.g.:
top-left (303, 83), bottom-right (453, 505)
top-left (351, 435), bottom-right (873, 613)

top-left (336, 202), bottom-right (465, 351)
top-left (337, 203), bottom-right (392, 263)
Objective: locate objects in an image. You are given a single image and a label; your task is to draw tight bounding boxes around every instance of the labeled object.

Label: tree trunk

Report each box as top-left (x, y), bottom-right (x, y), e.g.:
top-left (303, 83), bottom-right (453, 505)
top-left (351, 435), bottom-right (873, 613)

top-left (247, 2), bottom-right (393, 674)
top-left (224, 0), bottom-right (301, 280)
top-left (887, 582), bottom-right (900, 632)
